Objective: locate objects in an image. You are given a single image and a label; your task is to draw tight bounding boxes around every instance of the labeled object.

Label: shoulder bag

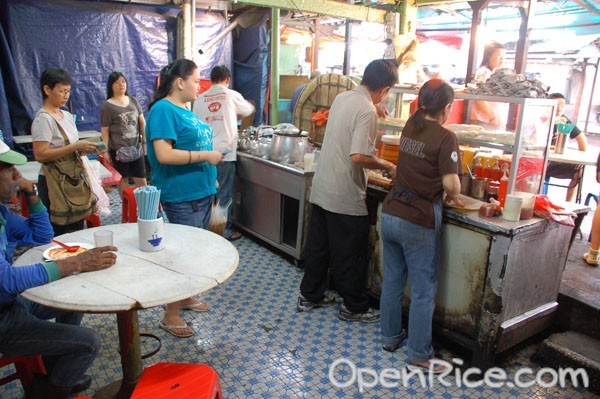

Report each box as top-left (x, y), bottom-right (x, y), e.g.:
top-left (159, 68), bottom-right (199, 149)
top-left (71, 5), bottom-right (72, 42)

top-left (42, 122), bottom-right (97, 225)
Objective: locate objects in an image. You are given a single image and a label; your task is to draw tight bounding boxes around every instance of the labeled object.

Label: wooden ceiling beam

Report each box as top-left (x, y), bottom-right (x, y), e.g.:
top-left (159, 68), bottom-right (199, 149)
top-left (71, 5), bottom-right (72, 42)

top-left (232, 0), bottom-right (387, 23)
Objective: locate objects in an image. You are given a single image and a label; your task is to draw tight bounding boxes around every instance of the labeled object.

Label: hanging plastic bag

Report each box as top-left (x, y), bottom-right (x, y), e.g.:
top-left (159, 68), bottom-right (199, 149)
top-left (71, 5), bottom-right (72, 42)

top-left (208, 199), bottom-right (231, 236)
top-left (81, 156), bottom-right (111, 216)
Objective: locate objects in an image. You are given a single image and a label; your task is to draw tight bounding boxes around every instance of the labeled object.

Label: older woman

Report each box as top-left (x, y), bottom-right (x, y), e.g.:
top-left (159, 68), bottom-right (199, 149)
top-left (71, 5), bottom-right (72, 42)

top-left (32, 67), bottom-right (98, 235)
top-left (380, 79), bottom-right (463, 373)
top-left (146, 59), bottom-right (223, 338)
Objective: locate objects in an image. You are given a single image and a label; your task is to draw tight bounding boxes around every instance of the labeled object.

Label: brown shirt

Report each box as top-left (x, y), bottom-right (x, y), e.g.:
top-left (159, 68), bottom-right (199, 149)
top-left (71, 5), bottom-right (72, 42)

top-left (382, 118), bottom-right (461, 228)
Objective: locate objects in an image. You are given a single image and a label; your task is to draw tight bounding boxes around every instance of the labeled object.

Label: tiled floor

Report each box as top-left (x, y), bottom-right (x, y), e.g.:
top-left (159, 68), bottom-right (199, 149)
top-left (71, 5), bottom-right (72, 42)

top-left (1, 187), bottom-right (599, 398)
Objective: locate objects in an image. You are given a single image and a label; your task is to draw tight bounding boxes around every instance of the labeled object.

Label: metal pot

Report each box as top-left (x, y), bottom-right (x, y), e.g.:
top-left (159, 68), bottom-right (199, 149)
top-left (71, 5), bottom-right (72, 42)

top-left (269, 133), bottom-right (307, 164)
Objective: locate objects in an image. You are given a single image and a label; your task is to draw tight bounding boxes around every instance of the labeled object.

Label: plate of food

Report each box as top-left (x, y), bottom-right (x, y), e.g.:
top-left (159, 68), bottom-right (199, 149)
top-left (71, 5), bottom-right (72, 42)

top-left (42, 243), bottom-right (94, 261)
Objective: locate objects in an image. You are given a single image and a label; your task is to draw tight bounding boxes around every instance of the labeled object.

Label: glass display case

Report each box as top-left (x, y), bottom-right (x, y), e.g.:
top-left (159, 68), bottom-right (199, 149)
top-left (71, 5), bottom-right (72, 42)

top-left (388, 87), bottom-right (559, 195)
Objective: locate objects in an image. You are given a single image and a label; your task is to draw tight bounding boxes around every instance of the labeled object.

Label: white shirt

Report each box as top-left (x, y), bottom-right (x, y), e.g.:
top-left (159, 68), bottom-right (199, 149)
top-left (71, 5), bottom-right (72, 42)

top-left (309, 85), bottom-right (377, 216)
top-left (193, 84), bottom-right (254, 162)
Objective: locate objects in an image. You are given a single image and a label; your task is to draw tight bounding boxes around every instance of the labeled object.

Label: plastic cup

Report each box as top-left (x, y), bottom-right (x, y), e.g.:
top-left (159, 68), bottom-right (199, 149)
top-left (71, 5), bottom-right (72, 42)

top-left (502, 195), bottom-right (523, 222)
top-left (94, 230), bottom-right (113, 247)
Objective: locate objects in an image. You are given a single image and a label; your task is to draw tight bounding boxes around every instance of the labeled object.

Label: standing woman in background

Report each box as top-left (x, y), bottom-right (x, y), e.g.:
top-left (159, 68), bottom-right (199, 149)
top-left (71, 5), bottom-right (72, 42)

top-left (471, 41), bottom-right (507, 129)
top-left (146, 59), bottom-right (224, 338)
top-left (32, 67), bottom-right (98, 235)
top-left (100, 72), bottom-right (147, 198)
top-left (379, 79), bottom-right (463, 373)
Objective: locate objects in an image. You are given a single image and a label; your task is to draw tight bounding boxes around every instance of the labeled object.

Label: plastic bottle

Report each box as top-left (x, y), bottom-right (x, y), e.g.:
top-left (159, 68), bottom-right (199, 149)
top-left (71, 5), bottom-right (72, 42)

top-left (498, 165), bottom-right (509, 208)
top-left (491, 162), bottom-right (502, 181)
top-left (482, 161), bottom-right (491, 179)
top-left (473, 158), bottom-right (483, 178)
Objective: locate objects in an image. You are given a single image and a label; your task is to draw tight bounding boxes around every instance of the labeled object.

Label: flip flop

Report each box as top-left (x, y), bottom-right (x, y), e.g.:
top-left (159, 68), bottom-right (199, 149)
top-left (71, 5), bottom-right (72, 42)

top-left (180, 300), bottom-right (210, 312)
top-left (406, 360), bottom-right (447, 375)
top-left (158, 320), bottom-right (194, 338)
top-left (227, 232), bottom-right (242, 241)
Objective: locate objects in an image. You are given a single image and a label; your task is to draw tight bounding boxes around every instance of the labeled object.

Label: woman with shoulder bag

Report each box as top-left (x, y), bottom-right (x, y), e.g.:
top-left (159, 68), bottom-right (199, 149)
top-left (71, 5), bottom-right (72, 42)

top-left (146, 59), bottom-right (224, 338)
top-left (32, 67), bottom-right (98, 235)
top-left (100, 72), bottom-right (147, 198)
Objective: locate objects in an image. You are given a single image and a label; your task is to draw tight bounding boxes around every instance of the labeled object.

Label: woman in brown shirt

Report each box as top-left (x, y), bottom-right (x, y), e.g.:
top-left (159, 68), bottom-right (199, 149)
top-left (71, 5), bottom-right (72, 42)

top-left (379, 79), bottom-right (463, 373)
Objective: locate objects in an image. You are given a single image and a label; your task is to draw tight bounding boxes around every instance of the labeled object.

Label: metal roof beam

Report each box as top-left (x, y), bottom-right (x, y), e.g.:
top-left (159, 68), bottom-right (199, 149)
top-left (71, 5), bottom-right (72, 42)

top-left (232, 0), bottom-right (387, 23)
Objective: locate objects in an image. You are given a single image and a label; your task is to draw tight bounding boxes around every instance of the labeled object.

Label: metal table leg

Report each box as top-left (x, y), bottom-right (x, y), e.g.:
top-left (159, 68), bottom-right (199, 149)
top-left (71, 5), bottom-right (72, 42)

top-left (95, 310), bottom-right (143, 399)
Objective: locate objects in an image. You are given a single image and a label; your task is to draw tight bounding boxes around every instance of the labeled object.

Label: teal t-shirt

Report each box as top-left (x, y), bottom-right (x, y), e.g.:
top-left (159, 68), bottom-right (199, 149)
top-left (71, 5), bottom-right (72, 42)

top-left (146, 99), bottom-right (217, 203)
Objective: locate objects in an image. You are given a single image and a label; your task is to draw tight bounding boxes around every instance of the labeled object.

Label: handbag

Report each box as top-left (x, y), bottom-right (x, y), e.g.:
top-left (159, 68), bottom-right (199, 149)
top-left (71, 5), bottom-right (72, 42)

top-left (115, 132), bottom-right (143, 162)
top-left (42, 122), bottom-right (97, 225)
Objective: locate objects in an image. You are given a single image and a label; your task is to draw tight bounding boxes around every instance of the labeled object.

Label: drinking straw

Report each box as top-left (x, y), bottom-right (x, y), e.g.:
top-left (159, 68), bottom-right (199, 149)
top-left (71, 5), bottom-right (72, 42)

top-left (134, 186), bottom-right (161, 220)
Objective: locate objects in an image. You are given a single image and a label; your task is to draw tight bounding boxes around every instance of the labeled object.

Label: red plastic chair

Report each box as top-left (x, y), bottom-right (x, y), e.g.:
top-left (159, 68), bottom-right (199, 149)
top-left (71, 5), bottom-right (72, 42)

top-left (122, 186), bottom-right (141, 223)
top-left (0, 355), bottom-right (46, 395)
top-left (131, 362), bottom-right (222, 399)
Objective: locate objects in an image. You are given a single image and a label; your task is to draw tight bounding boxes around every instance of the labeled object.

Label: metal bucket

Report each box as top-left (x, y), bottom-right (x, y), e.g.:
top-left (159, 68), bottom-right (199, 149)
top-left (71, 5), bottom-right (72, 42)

top-left (460, 174), bottom-right (472, 196)
top-left (469, 177), bottom-right (488, 200)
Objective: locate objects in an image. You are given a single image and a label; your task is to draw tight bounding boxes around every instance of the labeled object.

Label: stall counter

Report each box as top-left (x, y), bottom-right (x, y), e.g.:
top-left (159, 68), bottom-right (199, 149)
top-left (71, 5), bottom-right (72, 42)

top-left (366, 183), bottom-right (589, 369)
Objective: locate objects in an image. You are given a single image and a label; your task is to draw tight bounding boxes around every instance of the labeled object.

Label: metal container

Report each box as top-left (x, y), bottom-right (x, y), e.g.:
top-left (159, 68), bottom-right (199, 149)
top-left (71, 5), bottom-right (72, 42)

top-left (469, 177), bottom-right (488, 200)
top-left (269, 133), bottom-right (308, 164)
top-left (554, 133), bottom-right (568, 154)
top-left (460, 174), bottom-right (472, 196)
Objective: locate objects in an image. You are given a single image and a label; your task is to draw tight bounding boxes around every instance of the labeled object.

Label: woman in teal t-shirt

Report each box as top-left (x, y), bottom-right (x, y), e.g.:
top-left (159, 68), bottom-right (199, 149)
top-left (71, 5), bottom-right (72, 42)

top-left (146, 58), bottom-right (224, 338)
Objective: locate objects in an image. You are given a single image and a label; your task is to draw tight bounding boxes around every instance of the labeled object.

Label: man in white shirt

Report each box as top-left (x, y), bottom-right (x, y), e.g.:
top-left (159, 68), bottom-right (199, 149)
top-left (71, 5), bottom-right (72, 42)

top-left (193, 65), bottom-right (254, 240)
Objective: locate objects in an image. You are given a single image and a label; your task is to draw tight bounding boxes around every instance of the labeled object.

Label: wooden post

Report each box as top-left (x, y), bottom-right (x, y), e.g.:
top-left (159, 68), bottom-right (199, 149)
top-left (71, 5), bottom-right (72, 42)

top-left (465, 0), bottom-right (491, 85)
top-left (514, 0), bottom-right (536, 74)
top-left (584, 58), bottom-right (599, 134)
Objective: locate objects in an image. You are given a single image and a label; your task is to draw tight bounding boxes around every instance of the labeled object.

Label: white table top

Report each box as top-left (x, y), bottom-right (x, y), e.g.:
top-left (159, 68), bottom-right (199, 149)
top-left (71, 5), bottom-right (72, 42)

top-left (13, 131), bottom-right (101, 144)
top-left (14, 224), bottom-right (239, 312)
top-left (548, 149), bottom-right (599, 167)
top-left (16, 160), bottom-right (111, 183)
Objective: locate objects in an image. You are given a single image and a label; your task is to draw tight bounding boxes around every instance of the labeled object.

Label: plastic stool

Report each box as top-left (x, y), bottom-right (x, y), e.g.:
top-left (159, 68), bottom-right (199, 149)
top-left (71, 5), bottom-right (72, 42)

top-left (122, 186), bottom-right (141, 223)
top-left (131, 362), bottom-right (222, 399)
top-left (85, 213), bottom-right (102, 228)
top-left (0, 355), bottom-right (46, 395)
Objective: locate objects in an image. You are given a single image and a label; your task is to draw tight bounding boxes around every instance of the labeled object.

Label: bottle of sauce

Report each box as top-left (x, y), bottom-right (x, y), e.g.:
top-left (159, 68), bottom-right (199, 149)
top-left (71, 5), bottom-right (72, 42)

top-left (482, 161), bottom-right (492, 179)
top-left (473, 158), bottom-right (483, 178)
top-left (491, 162), bottom-right (502, 182)
top-left (498, 165), bottom-right (509, 208)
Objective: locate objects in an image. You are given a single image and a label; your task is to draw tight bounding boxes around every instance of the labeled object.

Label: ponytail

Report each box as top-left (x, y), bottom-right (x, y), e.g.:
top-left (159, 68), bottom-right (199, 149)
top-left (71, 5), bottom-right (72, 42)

top-left (149, 59), bottom-right (198, 110)
top-left (408, 79), bottom-right (454, 134)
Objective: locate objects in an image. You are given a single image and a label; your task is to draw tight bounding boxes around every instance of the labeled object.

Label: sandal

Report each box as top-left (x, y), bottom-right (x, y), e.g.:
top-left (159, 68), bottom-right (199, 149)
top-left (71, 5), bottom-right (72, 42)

top-left (583, 249), bottom-right (600, 266)
top-left (158, 320), bottom-right (194, 338)
top-left (227, 231), bottom-right (242, 241)
top-left (180, 300), bottom-right (210, 312)
top-left (407, 359), bottom-right (447, 375)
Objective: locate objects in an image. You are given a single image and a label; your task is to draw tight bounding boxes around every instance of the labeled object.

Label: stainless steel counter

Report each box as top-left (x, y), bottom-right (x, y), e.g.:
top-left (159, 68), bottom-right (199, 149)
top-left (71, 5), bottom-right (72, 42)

top-left (234, 151), bottom-right (314, 261)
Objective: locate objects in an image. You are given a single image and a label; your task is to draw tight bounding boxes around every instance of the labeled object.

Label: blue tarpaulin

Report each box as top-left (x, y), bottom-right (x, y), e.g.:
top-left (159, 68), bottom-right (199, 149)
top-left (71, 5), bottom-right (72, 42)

top-left (0, 0), bottom-right (177, 134)
top-left (233, 17), bottom-right (270, 126)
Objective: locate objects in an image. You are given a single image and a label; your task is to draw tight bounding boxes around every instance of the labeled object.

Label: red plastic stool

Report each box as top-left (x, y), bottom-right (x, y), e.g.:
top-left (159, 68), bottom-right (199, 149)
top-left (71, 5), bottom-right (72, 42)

top-left (131, 362), bottom-right (222, 399)
top-left (0, 355), bottom-right (46, 395)
top-left (122, 186), bottom-right (141, 223)
top-left (85, 213), bottom-right (102, 228)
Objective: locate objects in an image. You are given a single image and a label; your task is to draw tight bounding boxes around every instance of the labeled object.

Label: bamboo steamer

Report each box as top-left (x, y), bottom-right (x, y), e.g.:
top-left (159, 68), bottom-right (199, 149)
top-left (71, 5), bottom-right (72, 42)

top-left (292, 73), bottom-right (358, 146)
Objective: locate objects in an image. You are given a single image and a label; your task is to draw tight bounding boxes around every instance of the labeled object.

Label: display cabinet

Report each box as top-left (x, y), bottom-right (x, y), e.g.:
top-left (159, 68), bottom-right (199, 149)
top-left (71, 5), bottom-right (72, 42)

top-left (388, 87), bottom-right (559, 195)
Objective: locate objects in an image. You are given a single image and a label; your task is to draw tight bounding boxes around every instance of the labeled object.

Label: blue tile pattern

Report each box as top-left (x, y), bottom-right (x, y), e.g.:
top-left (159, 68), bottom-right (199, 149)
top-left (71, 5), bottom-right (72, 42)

top-left (1, 188), bottom-right (598, 398)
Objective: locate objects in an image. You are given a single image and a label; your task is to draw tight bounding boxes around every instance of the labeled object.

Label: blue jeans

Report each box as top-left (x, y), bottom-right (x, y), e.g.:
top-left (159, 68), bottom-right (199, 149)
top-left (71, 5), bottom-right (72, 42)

top-left (216, 161), bottom-right (236, 238)
top-left (380, 203), bottom-right (442, 363)
top-left (0, 297), bottom-right (100, 387)
top-left (161, 195), bottom-right (214, 229)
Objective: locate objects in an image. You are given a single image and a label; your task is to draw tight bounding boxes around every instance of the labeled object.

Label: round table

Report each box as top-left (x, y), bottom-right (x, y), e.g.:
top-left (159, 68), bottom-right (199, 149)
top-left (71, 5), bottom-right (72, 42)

top-left (14, 223), bottom-right (239, 398)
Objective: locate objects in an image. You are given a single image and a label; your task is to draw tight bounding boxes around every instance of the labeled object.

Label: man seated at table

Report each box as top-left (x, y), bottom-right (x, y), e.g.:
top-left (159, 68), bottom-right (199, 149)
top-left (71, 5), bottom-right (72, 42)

top-left (545, 92), bottom-right (587, 202)
top-left (0, 140), bottom-right (117, 398)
